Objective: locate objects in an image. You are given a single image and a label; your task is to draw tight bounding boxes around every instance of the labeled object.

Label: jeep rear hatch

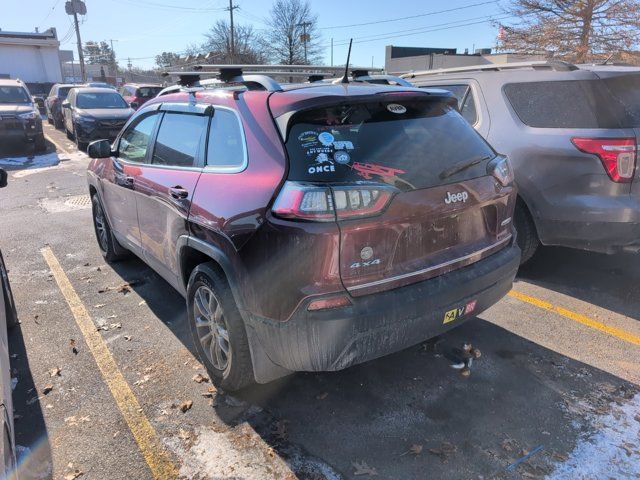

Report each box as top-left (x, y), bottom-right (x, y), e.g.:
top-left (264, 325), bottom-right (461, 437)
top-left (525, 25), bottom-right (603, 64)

top-left (272, 94), bottom-right (515, 296)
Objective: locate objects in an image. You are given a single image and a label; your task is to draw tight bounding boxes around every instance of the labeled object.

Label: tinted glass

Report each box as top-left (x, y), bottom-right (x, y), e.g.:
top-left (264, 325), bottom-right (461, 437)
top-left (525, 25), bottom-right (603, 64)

top-left (601, 74), bottom-right (640, 127)
top-left (58, 87), bottom-right (72, 98)
top-left (152, 113), bottom-right (207, 167)
top-left (136, 87), bottom-right (162, 99)
top-left (119, 114), bottom-right (158, 162)
top-left (503, 80), bottom-right (621, 128)
top-left (0, 86), bottom-right (30, 104)
top-left (207, 109), bottom-right (245, 168)
top-left (285, 97), bottom-right (495, 189)
top-left (77, 92), bottom-right (128, 109)
top-left (422, 85), bottom-right (477, 124)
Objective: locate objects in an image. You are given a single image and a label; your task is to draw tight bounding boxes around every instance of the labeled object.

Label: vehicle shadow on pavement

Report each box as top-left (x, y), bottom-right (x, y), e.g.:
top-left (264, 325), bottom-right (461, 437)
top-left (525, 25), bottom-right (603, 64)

top-left (107, 257), bottom-right (638, 480)
top-left (517, 246), bottom-right (640, 322)
top-left (9, 325), bottom-right (53, 479)
top-left (0, 139), bottom-right (59, 170)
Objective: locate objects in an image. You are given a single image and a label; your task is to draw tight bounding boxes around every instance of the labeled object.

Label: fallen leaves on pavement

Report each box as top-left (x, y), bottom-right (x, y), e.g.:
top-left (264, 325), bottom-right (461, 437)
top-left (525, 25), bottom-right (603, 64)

top-left (42, 384), bottom-right (53, 395)
top-left (180, 400), bottom-right (193, 413)
top-left (352, 461), bottom-right (378, 476)
top-left (428, 442), bottom-right (457, 462)
top-left (192, 373), bottom-right (210, 384)
top-left (400, 444), bottom-right (423, 456)
top-left (70, 339), bottom-right (78, 355)
top-left (316, 392), bottom-right (329, 400)
top-left (49, 367), bottom-right (62, 377)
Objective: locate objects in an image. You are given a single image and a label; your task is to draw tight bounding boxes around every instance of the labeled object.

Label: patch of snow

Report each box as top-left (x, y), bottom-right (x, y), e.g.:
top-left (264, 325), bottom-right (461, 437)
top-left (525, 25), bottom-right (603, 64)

top-left (0, 152), bottom-right (62, 169)
top-left (11, 151), bottom-right (88, 178)
top-left (548, 394), bottom-right (640, 479)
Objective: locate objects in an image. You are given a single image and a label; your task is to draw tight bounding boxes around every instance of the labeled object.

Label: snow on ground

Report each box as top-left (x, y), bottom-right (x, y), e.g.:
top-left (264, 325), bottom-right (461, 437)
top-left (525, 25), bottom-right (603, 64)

top-left (0, 152), bottom-right (62, 170)
top-left (548, 394), bottom-right (640, 479)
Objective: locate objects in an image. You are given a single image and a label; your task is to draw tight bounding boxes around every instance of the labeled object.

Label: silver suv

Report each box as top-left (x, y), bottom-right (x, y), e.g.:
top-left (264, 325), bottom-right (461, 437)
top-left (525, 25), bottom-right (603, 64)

top-left (405, 61), bottom-right (640, 263)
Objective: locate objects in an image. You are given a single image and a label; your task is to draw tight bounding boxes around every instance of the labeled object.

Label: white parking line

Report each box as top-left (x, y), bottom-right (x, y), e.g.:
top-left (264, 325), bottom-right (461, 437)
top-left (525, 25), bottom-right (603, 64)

top-left (44, 131), bottom-right (73, 156)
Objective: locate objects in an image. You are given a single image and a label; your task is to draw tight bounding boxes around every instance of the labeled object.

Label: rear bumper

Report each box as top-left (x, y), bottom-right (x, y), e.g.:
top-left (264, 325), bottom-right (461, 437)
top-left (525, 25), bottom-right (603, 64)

top-left (245, 242), bottom-right (520, 377)
top-left (537, 194), bottom-right (640, 253)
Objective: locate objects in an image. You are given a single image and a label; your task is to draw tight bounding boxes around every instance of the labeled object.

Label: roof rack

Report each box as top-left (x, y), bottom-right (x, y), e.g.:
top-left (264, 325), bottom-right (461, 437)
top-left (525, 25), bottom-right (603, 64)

top-left (162, 64), bottom-right (385, 92)
top-left (400, 60), bottom-right (578, 78)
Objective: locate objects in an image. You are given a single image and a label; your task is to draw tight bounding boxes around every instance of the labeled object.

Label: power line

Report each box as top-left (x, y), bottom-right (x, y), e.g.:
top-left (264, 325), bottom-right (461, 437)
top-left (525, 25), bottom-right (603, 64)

top-left (110, 0), bottom-right (226, 12)
top-left (320, 0), bottom-right (500, 30)
top-left (37, 0), bottom-right (61, 30)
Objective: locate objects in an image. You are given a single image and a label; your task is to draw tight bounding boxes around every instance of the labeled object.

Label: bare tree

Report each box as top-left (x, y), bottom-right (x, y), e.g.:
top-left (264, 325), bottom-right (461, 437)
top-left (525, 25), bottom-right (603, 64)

top-left (264, 0), bottom-right (322, 65)
top-left (496, 0), bottom-right (640, 63)
top-left (202, 20), bottom-right (266, 64)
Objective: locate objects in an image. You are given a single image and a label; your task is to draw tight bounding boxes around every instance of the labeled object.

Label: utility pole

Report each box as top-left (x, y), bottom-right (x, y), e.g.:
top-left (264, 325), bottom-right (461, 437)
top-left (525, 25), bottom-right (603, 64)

top-left (127, 57), bottom-right (132, 82)
top-left (330, 38), bottom-right (333, 66)
top-left (65, 0), bottom-right (87, 82)
top-left (109, 39), bottom-right (118, 84)
top-left (297, 21), bottom-right (312, 63)
top-left (226, 0), bottom-right (239, 63)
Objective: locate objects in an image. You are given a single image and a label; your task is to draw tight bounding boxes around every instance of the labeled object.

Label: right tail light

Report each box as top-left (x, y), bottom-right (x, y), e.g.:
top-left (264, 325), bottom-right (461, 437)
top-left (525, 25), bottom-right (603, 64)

top-left (488, 156), bottom-right (514, 186)
top-left (571, 137), bottom-right (637, 183)
top-left (272, 181), bottom-right (397, 222)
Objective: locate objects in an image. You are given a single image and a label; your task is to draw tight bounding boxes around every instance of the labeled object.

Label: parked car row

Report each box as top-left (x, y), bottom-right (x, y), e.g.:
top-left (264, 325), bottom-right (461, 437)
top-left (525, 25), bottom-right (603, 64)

top-left (44, 83), bottom-right (163, 149)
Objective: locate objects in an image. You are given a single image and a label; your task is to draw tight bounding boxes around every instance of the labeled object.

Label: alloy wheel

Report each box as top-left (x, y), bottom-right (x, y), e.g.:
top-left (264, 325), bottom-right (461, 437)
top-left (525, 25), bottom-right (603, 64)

top-left (193, 285), bottom-right (230, 371)
top-left (93, 201), bottom-right (109, 252)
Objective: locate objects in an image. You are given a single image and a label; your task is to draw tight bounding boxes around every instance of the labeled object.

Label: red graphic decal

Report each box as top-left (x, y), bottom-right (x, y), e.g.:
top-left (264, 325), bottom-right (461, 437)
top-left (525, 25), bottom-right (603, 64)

top-left (465, 300), bottom-right (477, 315)
top-left (352, 162), bottom-right (406, 180)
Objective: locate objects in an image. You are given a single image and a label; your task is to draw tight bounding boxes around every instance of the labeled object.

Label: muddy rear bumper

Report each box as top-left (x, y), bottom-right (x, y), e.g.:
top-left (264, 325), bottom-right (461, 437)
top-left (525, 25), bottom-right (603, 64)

top-left (244, 242), bottom-right (521, 382)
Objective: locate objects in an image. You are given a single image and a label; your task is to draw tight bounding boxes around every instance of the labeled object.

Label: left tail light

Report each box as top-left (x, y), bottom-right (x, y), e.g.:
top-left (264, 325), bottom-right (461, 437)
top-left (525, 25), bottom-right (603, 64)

top-left (572, 137), bottom-right (637, 183)
top-left (488, 156), bottom-right (514, 186)
top-left (272, 181), bottom-right (397, 222)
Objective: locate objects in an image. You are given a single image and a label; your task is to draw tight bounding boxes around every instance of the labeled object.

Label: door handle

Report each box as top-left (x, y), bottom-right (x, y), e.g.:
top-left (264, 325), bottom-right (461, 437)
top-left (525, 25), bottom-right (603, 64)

top-left (169, 186), bottom-right (189, 199)
top-left (116, 174), bottom-right (134, 189)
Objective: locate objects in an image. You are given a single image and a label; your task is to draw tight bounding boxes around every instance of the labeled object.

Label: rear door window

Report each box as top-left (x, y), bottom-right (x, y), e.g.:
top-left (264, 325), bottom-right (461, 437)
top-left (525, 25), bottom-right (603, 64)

top-left (206, 109), bottom-right (246, 169)
top-left (503, 80), bottom-right (621, 128)
top-left (136, 87), bottom-right (162, 99)
top-left (285, 97), bottom-right (494, 189)
top-left (151, 113), bottom-right (207, 167)
top-left (423, 84), bottom-right (478, 125)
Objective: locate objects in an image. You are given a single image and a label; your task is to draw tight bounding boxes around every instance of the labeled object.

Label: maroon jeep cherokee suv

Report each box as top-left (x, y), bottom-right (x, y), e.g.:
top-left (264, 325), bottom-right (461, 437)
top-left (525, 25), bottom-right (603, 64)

top-left (86, 78), bottom-right (520, 390)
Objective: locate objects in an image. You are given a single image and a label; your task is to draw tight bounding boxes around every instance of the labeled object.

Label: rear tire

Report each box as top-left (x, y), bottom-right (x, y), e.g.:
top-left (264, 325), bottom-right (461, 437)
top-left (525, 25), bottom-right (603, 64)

top-left (91, 195), bottom-right (128, 263)
top-left (54, 115), bottom-right (63, 130)
top-left (187, 263), bottom-right (255, 392)
top-left (1, 264), bottom-right (18, 330)
top-left (65, 124), bottom-right (73, 140)
top-left (514, 201), bottom-right (539, 265)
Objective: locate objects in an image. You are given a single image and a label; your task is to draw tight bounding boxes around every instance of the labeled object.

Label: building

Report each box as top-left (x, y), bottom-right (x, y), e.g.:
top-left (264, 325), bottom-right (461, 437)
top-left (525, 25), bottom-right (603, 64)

top-left (385, 45), bottom-right (545, 74)
top-left (0, 28), bottom-right (63, 94)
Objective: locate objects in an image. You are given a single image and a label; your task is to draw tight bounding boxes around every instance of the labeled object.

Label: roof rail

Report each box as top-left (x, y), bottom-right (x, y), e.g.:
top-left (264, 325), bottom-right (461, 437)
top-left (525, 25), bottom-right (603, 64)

top-left (351, 72), bottom-right (413, 87)
top-left (162, 64), bottom-right (385, 91)
top-left (400, 60), bottom-right (578, 78)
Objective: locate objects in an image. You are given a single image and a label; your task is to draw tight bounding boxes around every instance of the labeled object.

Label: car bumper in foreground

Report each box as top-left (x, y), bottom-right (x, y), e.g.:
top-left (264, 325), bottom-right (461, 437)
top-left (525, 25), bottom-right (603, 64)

top-left (244, 242), bottom-right (521, 382)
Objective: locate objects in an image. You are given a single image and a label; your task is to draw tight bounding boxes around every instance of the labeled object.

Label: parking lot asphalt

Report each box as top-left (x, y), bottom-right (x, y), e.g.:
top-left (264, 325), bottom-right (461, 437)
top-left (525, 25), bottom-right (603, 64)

top-left (0, 122), bottom-right (639, 480)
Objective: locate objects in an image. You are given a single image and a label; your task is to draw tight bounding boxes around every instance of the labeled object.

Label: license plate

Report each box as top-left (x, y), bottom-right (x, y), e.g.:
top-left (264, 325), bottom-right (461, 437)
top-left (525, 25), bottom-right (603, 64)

top-left (443, 299), bottom-right (477, 324)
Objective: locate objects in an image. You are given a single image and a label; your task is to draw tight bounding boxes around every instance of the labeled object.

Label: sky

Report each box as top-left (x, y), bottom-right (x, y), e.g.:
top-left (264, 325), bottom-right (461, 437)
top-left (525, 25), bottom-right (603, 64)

top-left (2, 0), bottom-right (508, 70)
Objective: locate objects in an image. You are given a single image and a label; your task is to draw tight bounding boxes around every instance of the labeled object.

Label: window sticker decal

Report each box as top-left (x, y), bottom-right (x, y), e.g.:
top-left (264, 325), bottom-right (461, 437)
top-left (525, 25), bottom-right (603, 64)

top-left (334, 151), bottom-right (351, 165)
top-left (318, 131), bottom-right (335, 146)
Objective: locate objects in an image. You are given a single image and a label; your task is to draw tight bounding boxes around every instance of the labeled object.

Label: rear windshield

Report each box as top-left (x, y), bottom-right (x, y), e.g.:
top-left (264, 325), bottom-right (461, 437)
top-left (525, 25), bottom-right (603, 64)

top-left (503, 80), bottom-right (621, 128)
top-left (285, 98), bottom-right (495, 190)
top-left (0, 86), bottom-right (30, 105)
top-left (77, 92), bottom-right (128, 109)
top-left (600, 74), bottom-right (640, 127)
top-left (136, 87), bottom-right (162, 98)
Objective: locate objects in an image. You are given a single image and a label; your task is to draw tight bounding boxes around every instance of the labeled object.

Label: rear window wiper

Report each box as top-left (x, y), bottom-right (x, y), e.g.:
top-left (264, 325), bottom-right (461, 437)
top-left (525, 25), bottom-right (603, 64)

top-left (439, 155), bottom-right (493, 180)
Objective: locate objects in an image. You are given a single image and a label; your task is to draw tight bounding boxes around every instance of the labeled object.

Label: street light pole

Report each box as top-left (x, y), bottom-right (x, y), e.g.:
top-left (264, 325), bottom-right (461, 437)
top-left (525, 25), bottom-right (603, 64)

top-left (226, 0), bottom-right (238, 63)
top-left (297, 21), bottom-right (311, 64)
top-left (109, 39), bottom-right (118, 83)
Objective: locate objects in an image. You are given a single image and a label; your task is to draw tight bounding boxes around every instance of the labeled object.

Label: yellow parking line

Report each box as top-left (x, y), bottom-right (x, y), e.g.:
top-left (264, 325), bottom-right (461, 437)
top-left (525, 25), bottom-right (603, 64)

top-left (44, 132), bottom-right (72, 156)
top-left (508, 289), bottom-right (640, 347)
top-left (41, 246), bottom-right (178, 479)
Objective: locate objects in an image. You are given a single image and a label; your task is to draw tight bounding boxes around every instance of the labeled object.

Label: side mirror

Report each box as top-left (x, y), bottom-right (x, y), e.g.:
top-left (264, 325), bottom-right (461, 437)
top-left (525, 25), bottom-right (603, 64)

top-left (62, 100), bottom-right (70, 109)
top-left (130, 101), bottom-right (139, 110)
top-left (0, 168), bottom-right (7, 188)
top-left (87, 139), bottom-right (113, 159)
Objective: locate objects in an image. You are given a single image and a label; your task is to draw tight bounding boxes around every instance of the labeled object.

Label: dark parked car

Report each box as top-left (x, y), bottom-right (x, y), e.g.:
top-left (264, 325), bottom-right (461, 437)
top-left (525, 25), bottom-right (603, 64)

top-left (62, 87), bottom-right (134, 150)
top-left (118, 84), bottom-right (163, 109)
top-left (87, 71), bottom-right (520, 390)
top-left (0, 168), bottom-right (18, 478)
top-left (0, 79), bottom-right (46, 152)
top-left (405, 61), bottom-right (640, 263)
top-left (45, 83), bottom-right (76, 129)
